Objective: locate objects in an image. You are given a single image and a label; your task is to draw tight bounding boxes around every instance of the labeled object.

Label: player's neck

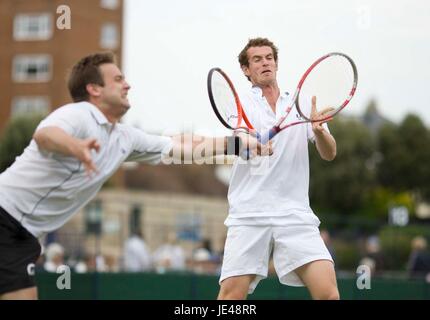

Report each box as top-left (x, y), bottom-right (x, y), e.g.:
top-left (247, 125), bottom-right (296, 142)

top-left (89, 99), bottom-right (120, 125)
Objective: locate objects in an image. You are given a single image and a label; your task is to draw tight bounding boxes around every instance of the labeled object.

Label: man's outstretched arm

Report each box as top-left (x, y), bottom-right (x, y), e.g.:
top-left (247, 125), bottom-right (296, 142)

top-left (168, 132), bottom-right (272, 162)
top-left (33, 126), bottom-right (100, 175)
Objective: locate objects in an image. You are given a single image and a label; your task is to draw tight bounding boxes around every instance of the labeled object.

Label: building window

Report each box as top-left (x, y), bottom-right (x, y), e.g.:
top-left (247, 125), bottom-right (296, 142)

top-left (14, 13), bottom-right (53, 41)
top-left (13, 55), bottom-right (52, 82)
top-left (100, 0), bottom-right (119, 10)
top-left (12, 96), bottom-right (50, 117)
top-left (100, 23), bottom-right (119, 49)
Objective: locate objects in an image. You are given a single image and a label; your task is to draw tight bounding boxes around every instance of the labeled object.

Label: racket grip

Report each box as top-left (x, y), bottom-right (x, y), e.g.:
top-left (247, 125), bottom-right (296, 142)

top-left (240, 129), bottom-right (279, 159)
top-left (258, 128), bottom-right (279, 144)
top-left (241, 150), bottom-right (251, 160)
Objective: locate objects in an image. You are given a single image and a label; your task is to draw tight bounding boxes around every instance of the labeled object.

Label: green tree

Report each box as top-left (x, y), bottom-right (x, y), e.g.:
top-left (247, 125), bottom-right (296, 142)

top-left (309, 117), bottom-right (376, 214)
top-left (363, 187), bottom-right (414, 219)
top-left (0, 114), bottom-right (44, 173)
top-left (377, 114), bottom-right (430, 201)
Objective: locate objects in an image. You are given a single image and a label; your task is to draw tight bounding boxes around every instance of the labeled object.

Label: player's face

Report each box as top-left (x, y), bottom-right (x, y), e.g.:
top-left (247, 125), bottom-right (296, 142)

top-left (242, 46), bottom-right (278, 86)
top-left (99, 63), bottom-right (131, 118)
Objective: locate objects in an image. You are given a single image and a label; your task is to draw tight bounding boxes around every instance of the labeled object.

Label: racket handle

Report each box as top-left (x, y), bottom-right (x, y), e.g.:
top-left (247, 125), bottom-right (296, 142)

top-left (240, 129), bottom-right (278, 159)
top-left (241, 149), bottom-right (251, 160)
top-left (258, 128), bottom-right (279, 144)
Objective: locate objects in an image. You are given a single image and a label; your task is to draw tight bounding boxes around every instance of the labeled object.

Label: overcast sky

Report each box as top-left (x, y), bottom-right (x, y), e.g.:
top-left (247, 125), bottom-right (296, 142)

top-left (122, 0), bottom-right (430, 135)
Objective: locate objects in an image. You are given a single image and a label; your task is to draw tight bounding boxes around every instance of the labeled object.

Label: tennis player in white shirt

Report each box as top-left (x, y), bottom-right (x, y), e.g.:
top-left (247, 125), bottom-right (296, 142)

top-left (217, 38), bottom-right (340, 300)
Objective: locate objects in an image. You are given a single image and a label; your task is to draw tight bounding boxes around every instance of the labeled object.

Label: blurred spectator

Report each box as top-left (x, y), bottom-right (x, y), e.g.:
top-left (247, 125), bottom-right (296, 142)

top-left (153, 232), bottom-right (186, 273)
top-left (320, 229), bottom-right (336, 261)
top-left (104, 254), bottom-right (118, 272)
top-left (74, 258), bottom-right (88, 273)
top-left (66, 251), bottom-right (88, 273)
top-left (360, 235), bottom-right (385, 275)
top-left (407, 236), bottom-right (430, 279)
top-left (123, 230), bottom-right (152, 272)
top-left (85, 254), bottom-right (99, 272)
top-left (192, 247), bottom-right (213, 274)
top-left (191, 238), bottom-right (219, 274)
top-left (84, 253), bottom-right (107, 272)
top-left (43, 243), bottom-right (65, 272)
top-left (359, 257), bottom-right (376, 276)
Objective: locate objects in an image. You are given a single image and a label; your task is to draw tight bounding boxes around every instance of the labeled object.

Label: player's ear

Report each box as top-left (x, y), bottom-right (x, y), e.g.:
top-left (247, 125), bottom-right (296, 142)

top-left (241, 65), bottom-right (250, 77)
top-left (86, 83), bottom-right (102, 98)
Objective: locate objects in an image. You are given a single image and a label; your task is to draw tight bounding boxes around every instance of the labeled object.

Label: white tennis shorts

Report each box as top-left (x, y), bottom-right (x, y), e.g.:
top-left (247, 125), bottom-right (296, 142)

top-left (219, 224), bottom-right (334, 294)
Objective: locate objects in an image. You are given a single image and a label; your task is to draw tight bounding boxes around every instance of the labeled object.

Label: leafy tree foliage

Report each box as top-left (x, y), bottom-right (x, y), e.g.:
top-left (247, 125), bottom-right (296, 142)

top-left (0, 115), bottom-right (44, 173)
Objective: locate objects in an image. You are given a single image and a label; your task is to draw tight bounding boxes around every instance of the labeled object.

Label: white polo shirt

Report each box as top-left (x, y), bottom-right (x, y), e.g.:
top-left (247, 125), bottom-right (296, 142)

top-left (0, 102), bottom-right (173, 238)
top-left (225, 86), bottom-right (329, 227)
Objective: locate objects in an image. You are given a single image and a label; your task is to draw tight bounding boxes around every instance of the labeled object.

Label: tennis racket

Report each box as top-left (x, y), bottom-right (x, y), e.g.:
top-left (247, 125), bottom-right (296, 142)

top-left (207, 52), bottom-right (358, 145)
top-left (207, 67), bottom-right (254, 133)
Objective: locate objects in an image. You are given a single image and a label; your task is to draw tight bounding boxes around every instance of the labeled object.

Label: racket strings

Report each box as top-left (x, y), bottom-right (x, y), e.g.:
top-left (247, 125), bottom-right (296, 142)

top-left (298, 55), bottom-right (356, 120)
top-left (211, 72), bottom-right (241, 128)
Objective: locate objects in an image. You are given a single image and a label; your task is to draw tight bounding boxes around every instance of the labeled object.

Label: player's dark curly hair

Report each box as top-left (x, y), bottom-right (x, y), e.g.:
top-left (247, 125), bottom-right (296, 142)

top-left (238, 37), bottom-right (278, 67)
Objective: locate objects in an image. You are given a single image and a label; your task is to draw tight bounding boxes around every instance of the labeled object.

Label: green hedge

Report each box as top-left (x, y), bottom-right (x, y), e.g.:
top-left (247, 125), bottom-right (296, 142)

top-left (36, 272), bottom-right (430, 300)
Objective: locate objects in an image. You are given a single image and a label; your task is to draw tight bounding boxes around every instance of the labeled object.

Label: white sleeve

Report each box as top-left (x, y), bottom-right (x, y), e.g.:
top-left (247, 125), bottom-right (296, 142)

top-left (125, 127), bottom-right (173, 164)
top-left (36, 105), bottom-right (88, 138)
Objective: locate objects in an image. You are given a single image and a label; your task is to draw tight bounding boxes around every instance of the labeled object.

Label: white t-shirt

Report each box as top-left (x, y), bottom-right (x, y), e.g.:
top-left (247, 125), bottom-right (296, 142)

top-left (0, 102), bottom-right (173, 238)
top-left (123, 236), bottom-right (153, 272)
top-left (225, 86), bottom-right (328, 227)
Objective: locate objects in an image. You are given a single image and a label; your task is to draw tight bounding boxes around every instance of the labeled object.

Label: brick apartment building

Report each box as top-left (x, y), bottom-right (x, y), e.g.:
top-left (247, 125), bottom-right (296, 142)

top-left (0, 0), bottom-right (123, 133)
